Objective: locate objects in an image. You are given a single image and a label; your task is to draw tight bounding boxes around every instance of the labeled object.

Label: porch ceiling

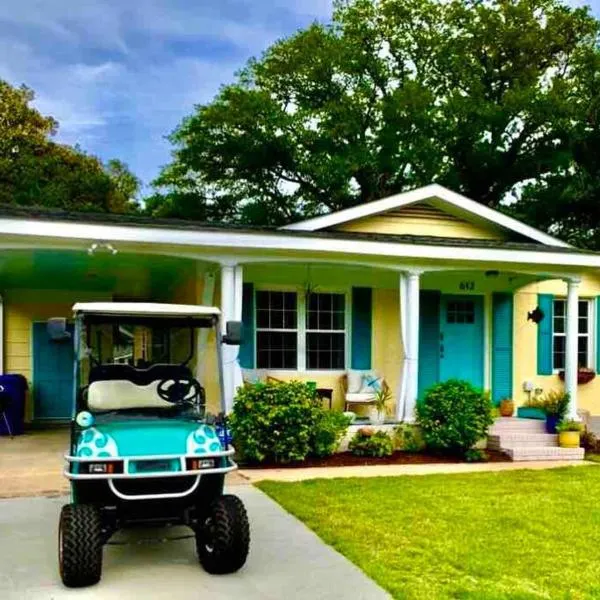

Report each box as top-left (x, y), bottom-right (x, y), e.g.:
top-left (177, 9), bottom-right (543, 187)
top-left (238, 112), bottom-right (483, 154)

top-left (0, 249), bottom-right (200, 300)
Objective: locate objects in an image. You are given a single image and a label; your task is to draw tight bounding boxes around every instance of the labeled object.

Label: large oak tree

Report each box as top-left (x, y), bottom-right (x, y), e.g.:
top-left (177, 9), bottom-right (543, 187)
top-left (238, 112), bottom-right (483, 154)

top-left (150, 0), bottom-right (600, 246)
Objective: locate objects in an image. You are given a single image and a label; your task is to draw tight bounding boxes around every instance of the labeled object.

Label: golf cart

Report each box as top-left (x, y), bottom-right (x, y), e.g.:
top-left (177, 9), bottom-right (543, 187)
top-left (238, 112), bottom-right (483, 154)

top-left (59, 302), bottom-right (249, 588)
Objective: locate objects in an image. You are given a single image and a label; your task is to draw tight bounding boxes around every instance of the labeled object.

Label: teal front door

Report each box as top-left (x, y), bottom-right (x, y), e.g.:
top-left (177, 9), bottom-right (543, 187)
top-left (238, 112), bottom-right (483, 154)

top-left (439, 295), bottom-right (484, 389)
top-left (33, 322), bottom-right (74, 420)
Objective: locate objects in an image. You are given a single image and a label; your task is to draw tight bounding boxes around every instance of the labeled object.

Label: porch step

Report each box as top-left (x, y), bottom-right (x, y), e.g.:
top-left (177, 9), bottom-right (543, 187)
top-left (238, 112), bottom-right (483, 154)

top-left (487, 433), bottom-right (558, 451)
top-left (503, 446), bottom-right (585, 462)
top-left (489, 417), bottom-right (546, 435)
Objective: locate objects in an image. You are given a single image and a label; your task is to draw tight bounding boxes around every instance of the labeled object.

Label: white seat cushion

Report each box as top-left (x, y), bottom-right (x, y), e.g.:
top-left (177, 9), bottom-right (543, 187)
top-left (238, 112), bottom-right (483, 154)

top-left (88, 380), bottom-right (175, 411)
top-left (346, 370), bottom-right (367, 393)
top-left (345, 392), bottom-right (376, 404)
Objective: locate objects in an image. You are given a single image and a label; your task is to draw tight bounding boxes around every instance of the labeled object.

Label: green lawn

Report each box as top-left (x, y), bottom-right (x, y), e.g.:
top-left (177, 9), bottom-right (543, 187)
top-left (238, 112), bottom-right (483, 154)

top-left (258, 467), bottom-right (600, 600)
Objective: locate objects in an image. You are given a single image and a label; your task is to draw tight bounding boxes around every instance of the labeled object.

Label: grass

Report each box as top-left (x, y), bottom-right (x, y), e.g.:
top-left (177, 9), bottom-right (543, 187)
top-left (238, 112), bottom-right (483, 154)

top-left (258, 466), bottom-right (600, 600)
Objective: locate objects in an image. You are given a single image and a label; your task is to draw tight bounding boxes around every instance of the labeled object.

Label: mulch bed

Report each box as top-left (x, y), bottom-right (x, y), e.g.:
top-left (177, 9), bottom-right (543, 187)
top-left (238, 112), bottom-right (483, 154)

top-left (240, 449), bottom-right (509, 469)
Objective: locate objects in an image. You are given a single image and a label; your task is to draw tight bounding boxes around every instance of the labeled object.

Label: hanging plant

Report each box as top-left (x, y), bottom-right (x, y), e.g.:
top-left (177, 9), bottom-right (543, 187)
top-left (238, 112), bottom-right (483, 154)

top-left (558, 367), bottom-right (596, 385)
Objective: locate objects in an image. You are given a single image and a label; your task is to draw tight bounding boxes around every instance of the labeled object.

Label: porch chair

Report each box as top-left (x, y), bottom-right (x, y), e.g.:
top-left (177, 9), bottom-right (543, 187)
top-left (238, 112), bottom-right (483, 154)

top-left (341, 370), bottom-right (388, 412)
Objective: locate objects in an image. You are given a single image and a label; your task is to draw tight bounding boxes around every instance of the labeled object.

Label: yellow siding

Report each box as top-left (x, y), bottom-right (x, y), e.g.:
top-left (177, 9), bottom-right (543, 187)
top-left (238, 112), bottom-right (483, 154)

top-left (513, 275), bottom-right (600, 416)
top-left (334, 203), bottom-right (508, 240)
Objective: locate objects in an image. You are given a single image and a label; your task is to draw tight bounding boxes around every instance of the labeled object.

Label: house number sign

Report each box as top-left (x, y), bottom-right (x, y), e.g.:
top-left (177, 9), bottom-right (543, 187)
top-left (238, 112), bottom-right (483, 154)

top-left (459, 281), bottom-right (475, 291)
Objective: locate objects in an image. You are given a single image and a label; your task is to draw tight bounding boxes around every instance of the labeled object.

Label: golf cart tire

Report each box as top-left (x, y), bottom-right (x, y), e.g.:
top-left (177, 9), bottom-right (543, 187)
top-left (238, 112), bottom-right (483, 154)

top-left (59, 504), bottom-right (103, 588)
top-left (196, 495), bottom-right (250, 574)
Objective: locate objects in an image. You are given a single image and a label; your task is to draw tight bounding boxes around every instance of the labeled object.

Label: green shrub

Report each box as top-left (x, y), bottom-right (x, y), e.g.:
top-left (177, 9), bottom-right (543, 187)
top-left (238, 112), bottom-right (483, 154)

top-left (230, 381), bottom-right (320, 463)
top-left (311, 411), bottom-right (352, 458)
top-left (349, 428), bottom-right (394, 457)
top-left (394, 423), bottom-right (425, 452)
top-left (541, 390), bottom-right (570, 419)
top-left (556, 419), bottom-right (582, 433)
top-left (464, 448), bottom-right (487, 462)
top-left (416, 379), bottom-right (493, 457)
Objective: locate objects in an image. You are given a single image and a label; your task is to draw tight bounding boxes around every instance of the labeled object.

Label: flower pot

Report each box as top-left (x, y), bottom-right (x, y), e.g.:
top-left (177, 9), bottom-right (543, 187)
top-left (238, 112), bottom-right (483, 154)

top-left (546, 415), bottom-right (560, 434)
top-left (558, 431), bottom-right (580, 448)
top-left (370, 407), bottom-right (385, 425)
top-left (499, 399), bottom-right (514, 417)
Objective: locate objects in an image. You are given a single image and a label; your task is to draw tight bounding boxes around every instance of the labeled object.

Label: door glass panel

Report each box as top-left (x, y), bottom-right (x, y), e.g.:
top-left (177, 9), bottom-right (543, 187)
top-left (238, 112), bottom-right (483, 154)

top-left (446, 300), bottom-right (475, 324)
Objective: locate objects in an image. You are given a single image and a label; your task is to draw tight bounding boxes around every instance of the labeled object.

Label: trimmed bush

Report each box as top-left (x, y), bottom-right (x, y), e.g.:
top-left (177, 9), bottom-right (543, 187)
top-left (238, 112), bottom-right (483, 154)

top-left (394, 423), bottom-right (425, 453)
top-left (230, 381), bottom-right (320, 463)
top-left (311, 411), bottom-right (352, 458)
top-left (349, 428), bottom-right (394, 457)
top-left (416, 379), bottom-right (493, 457)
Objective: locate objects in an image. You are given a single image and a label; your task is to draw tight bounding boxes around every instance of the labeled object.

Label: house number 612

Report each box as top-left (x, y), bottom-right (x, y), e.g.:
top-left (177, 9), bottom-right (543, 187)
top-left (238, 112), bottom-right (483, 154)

top-left (459, 281), bottom-right (475, 291)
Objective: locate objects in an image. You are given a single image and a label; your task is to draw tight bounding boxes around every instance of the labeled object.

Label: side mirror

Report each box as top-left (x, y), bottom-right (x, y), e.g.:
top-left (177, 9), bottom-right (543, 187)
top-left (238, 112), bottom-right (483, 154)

top-left (222, 321), bottom-right (242, 345)
top-left (47, 318), bottom-right (71, 342)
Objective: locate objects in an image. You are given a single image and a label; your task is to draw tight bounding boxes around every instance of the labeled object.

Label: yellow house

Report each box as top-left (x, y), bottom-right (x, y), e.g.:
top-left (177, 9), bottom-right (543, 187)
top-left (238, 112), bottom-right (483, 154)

top-left (1, 184), bottom-right (600, 442)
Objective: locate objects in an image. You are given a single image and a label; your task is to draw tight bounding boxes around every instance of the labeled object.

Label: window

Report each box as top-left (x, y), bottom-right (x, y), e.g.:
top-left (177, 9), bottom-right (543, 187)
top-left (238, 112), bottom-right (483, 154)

top-left (256, 291), bottom-right (298, 369)
top-left (255, 290), bottom-right (347, 370)
top-left (306, 293), bottom-right (346, 370)
top-left (552, 299), bottom-right (593, 371)
top-left (446, 300), bottom-right (475, 324)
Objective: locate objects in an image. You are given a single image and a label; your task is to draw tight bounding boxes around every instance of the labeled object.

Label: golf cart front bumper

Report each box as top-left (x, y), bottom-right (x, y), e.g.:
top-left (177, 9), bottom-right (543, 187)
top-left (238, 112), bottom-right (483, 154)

top-left (64, 448), bottom-right (237, 501)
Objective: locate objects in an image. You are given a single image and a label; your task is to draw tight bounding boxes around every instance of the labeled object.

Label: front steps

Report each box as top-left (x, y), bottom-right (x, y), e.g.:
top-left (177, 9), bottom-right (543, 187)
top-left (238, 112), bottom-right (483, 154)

top-left (488, 417), bottom-right (585, 461)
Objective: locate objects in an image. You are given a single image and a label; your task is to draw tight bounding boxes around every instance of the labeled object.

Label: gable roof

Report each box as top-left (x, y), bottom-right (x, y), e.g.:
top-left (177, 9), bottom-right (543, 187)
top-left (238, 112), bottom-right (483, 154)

top-left (282, 184), bottom-right (570, 248)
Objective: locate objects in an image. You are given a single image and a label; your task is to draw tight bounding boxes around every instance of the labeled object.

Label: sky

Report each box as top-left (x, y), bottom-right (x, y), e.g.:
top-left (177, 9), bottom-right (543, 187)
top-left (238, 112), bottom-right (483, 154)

top-left (0, 0), bottom-right (597, 191)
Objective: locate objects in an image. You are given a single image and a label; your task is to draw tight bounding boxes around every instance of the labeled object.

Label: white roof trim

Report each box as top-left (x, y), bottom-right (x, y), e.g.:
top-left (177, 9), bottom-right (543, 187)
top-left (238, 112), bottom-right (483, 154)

top-left (72, 303), bottom-right (220, 318)
top-left (282, 184), bottom-right (570, 248)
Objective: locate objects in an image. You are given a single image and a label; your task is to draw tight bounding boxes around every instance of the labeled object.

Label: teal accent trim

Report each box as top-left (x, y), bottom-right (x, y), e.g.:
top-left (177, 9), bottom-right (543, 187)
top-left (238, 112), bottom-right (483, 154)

top-left (351, 287), bottom-right (372, 369)
top-left (418, 291), bottom-right (441, 400)
top-left (239, 283), bottom-right (255, 368)
top-left (517, 407), bottom-right (546, 420)
top-left (537, 294), bottom-right (554, 375)
top-left (492, 293), bottom-right (513, 405)
top-left (33, 322), bottom-right (74, 420)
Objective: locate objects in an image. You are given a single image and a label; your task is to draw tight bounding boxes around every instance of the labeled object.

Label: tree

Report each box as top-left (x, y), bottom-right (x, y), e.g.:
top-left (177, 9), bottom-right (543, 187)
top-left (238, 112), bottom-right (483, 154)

top-left (149, 0), bottom-right (600, 231)
top-left (0, 79), bottom-right (139, 213)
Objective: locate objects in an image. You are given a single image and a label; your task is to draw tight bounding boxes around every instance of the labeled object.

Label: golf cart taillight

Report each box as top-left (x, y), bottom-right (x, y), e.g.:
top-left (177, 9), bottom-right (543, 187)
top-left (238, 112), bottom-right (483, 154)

top-left (85, 461), bottom-right (123, 475)
top-left (186, 458), bottom-right (215, 471)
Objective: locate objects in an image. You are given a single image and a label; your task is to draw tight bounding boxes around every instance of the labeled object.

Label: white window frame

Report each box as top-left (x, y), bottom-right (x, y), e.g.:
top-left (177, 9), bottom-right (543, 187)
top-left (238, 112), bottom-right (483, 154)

top-left (552, 297), bottom-right (594, 372)
top-left (254, 285), bottom-right (351, 373)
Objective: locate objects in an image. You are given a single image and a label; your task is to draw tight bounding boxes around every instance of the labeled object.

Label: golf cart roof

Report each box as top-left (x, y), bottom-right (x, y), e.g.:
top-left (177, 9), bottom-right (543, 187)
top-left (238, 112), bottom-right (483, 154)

top-left (72, 302), bottom-right (221, 318)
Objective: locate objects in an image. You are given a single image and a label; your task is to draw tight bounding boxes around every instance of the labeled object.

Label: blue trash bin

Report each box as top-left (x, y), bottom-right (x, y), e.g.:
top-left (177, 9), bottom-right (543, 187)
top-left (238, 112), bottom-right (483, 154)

top-left (0, 374), bottom-right (28, 436)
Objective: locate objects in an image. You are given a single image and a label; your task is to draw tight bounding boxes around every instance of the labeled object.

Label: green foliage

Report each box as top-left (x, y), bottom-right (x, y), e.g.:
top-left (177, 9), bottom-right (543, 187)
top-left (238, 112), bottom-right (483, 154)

top-left (556, 419), bottom-right (582, 433)
top-left (311, 411), bottom-right (352, 458)
top-left (464, 448), bottom-right (488, 463)
top-left (150, 0), bottom-right (600, 248)
top-left (541, 390), bottom-right (570, 419)
top-left (416, 379), bottom-right (494, 456)
top-left (0, 79), bottom-right (140, 213)
top-left (229, 381), bottom-right (321, 463)
top-left (374, 386), bottom-right (392, 414)
top-left (394, 423), bottom-right (425, 453)
top-left (348, 428), bottom-right (394, 457)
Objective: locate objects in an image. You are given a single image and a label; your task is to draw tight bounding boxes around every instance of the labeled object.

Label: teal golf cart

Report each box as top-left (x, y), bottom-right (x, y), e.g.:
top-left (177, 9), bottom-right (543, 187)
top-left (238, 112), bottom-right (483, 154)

top-left (59, 302), bottom-right (249, 587)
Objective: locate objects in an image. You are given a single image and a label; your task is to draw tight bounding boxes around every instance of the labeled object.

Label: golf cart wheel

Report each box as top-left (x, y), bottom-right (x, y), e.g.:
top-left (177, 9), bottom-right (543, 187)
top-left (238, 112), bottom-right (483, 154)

top-left (58, 504), bottom-right (103, 588)
top-left (196, 494), bottom-right (250, 574)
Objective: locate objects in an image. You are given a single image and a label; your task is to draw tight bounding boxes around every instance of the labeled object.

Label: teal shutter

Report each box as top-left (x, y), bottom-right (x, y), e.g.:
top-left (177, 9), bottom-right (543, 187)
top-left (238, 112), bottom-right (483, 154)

top-left (537, 294), bottom-right (554, 375)
top-left (239, 283), bottom-right (254, 368)
top-left (492, 293), bottom-right (513, 404)
top-left (418, 290), bottom-right (440, 400)
top-left (351, 287), bottom-right (372, 369)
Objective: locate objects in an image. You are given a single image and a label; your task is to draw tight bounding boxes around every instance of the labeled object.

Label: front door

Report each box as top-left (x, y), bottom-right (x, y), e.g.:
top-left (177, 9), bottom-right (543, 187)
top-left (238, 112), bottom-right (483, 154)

top-left (33, 322), bottom-right (74, 420)
top-left (439, 295), bottom-right (484, 389)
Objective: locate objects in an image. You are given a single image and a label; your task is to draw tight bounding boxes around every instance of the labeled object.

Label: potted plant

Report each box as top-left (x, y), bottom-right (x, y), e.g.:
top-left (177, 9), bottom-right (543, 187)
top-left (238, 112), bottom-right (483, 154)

top-left (541, 390), bottom-right (570, 433)
top-left (556, 420), bottom-right (582, 448)
top-left (499, 397), bottom-right (514, 417)
top-left (371, 387), bottom-right (392, 425)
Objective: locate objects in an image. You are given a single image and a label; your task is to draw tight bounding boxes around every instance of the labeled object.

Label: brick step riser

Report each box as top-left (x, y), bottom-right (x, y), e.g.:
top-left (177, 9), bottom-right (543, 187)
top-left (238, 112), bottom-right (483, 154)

top-left (487, 434), bottom-right (558, 450)
top-left (504, 447), bottom-right (585, 461)
top-left (490, 422), bottom-right (547, 432)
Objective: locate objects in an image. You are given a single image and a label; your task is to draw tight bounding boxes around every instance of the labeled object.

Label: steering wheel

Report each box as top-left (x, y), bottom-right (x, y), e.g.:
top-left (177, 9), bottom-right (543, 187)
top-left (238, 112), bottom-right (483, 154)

top-left (157, 378), bottom-right (203, 406)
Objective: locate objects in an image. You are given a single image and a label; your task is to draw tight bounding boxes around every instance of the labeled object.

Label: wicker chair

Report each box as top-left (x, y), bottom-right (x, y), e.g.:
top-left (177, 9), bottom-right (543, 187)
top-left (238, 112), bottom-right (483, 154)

top-left (340, 372), bottom-right (388, 412)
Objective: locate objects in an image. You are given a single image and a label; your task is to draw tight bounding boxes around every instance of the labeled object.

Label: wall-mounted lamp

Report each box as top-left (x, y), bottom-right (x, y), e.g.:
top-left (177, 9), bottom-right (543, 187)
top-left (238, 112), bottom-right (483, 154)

top-left (87, 242), bottom-right (118, 256)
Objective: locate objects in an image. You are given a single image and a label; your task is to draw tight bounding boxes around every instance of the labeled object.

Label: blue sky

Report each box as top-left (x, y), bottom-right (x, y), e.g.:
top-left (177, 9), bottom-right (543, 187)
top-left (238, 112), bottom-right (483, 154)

top-left (0, 0), bottom-right (597, 191)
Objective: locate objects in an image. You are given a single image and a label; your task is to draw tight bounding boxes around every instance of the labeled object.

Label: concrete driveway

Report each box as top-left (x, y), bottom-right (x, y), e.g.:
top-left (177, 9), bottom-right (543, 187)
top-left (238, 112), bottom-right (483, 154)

top-left (0, 486), bottom-right (389, 600)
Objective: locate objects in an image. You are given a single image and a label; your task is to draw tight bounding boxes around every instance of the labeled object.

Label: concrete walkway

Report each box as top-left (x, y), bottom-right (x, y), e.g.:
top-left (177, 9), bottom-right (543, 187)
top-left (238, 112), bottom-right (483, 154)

top-left (240, 459), bottom-right (595, 483)
top-left (0, 486), bottom-right (389, 600)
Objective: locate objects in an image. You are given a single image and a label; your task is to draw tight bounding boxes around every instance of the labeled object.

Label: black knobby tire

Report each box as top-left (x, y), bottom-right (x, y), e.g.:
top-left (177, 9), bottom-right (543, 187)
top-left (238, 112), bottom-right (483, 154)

top-left (196, 494), bottom-right (250, 574)
top-left (58, 503), bottom-right (103, 588)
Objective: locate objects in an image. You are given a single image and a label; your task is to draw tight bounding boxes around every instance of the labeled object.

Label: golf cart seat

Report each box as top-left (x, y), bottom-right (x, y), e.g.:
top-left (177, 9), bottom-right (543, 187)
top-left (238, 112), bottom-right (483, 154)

top-left (87, 364), bottom-right (201, 412)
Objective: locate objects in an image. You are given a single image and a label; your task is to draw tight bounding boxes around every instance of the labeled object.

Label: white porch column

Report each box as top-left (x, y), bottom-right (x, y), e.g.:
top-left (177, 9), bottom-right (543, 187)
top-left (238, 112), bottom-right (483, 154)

top-left (404, 271), bottom-right (421, 422)
top-left (564, 277), bottom-right (581, 420)
top-left (220, 264), bottom-right (237, 413)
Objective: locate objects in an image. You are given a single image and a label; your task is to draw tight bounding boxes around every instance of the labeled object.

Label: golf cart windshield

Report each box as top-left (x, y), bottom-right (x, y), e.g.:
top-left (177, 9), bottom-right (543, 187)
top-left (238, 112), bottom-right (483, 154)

top-left (72, 304), bottom-right (222, 418)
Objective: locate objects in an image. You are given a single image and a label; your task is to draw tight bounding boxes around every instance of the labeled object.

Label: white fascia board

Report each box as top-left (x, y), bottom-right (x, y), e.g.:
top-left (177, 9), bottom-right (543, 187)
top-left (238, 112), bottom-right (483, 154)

top-left (0, 215), bottom-right (596, 269)
top-left (282, 184), bottom-right (570, 248)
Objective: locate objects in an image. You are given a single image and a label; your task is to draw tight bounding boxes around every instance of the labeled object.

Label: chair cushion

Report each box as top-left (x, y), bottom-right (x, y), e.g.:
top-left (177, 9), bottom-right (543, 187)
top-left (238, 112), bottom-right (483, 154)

top-left (345, 392), bottom-right (376, 403)
top-left (360, 371), bottom-right (383, 393)
top-left (242, 369), bottom-right (268, 384)
top-left (347, 370), bottom-right (366, 393)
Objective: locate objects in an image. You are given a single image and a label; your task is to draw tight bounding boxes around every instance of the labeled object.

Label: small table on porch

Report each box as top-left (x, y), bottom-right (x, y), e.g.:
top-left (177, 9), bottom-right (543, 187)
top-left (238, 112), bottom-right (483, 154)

top-left (316, 388), bottom-right (333, 410)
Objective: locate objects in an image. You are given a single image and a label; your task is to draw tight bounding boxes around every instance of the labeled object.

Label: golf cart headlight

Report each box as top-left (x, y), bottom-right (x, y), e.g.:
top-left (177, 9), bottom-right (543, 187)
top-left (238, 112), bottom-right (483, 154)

top-left (86, 461), bottom-right (122, 474)
top-left (89, 463), bottom-right (109, 474)
top-left (76, 411), bottom-right (94, 428)
top-left (186, 458), bottom-right (215, 470)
